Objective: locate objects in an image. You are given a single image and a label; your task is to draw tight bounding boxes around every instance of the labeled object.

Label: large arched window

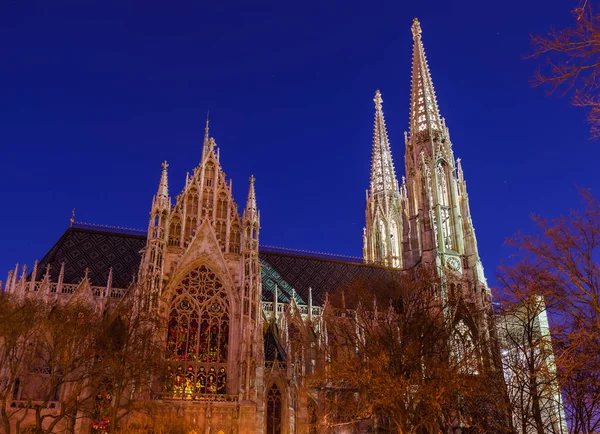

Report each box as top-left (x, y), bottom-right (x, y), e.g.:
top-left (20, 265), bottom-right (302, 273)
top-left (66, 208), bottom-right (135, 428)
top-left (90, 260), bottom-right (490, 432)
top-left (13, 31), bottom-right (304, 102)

top-left (266, 384), bottom-right (282, 434)
top-left (450, 320), bottom-right (478, 375)
top-left (165, 265), bottom-right (229, 397)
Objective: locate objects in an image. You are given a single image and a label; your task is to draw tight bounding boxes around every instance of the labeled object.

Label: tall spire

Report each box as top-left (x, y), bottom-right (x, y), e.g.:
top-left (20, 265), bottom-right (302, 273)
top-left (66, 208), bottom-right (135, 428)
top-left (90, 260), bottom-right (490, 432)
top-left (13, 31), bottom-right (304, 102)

top-left (370, 90), bottom-right (399, 197)
top-left (364, 90), bottom-right (403, 268)
top-left (409, 18), bottom-right (442, 140)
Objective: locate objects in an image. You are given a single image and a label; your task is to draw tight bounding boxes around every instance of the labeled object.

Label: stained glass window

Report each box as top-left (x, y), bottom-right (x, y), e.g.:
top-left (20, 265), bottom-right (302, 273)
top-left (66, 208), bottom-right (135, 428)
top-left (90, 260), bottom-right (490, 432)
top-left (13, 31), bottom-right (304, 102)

top-left (266, 384), bottom-right (282, 434)
top-left (166, 265), bottom-right (229, 397)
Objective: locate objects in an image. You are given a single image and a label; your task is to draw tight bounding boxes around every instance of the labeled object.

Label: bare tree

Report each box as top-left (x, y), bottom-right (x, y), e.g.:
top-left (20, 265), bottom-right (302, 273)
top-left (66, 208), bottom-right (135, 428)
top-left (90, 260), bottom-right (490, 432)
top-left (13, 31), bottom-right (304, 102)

top-left (92, 297), bottom-right (166, 434)
top-left (529, 2), bottom-right (600, 138)
top-left (309, 268), bottom-right (510, 434)
top-left (0, 294), bottom-right (105, 434)
top-left (0, 295), bottom-right (43, 434)
top-left (497, 263), bottom-right (568, 434)
top-left (503, 188), bottom-right (600, 433)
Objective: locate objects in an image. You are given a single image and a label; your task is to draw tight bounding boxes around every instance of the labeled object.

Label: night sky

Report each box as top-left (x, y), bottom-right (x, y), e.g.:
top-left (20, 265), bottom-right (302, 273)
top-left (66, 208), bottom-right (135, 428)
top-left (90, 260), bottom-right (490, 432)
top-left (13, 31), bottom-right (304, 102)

top-left (1, 0), bottom-right (595, 289)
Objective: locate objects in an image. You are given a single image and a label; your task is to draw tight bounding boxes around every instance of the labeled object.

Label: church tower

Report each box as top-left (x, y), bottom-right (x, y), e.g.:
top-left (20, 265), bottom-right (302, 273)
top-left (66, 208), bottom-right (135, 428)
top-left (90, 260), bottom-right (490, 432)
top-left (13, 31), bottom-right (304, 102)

top-left (402, 18), bottom-right (485, 286)
top-left (363, 90), bottom-right (406, 268)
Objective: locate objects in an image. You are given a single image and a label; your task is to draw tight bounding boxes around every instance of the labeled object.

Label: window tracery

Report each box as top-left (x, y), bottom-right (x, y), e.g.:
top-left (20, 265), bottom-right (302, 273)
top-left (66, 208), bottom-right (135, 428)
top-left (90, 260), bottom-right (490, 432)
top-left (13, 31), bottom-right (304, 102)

top-left (266, 384), bottom-right (282, 434)
top-left (169, 216), bottom-right (182, 246)
top-left (187, 188), bottom-right (199, 217)
top-left (450, 319), bottom-right (478, 375)
top-left (229, 223), bottom-right (241, 254)
top-left (165, 265), bottom-right (229, 397)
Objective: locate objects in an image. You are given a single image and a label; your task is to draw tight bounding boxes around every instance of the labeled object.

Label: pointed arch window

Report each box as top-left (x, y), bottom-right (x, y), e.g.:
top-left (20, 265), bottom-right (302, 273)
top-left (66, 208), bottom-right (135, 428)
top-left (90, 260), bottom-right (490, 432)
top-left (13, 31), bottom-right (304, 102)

top-left (266, 384), bottom-right (282, 434)
top-left (229, 223), bottom-right (241, 254)
top-left (436, 164), bottom-right (453, 249)
top-left (169, 216), bottom-right (182, 246)
top-left (216, 192), bottom-right (227, 219)
top-left (166, 265), bottom-right (229, 397)
top-left (450, 320), bottom-right (479, 375)
top-left (187, 188), bottom-right (199, 217)
top-left (204, 163), bottom-right (215, 187)
top-left (184, 217), bottom-right (197, 242)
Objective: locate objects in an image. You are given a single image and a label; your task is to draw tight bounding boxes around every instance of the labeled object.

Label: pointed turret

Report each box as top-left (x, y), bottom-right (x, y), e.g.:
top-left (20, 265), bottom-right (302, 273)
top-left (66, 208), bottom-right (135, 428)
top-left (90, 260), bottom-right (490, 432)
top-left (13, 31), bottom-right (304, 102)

top-left (364, 91), bottom-right (403, 268)
top-left (370, 90), bottom-right (400, 198)
top-left (409, 18), bottom-right (442, 142)
top-left (241, 174), bottom-right (262, 400)
top-left (139, 161), bottom-right (172, 310)
top-left (243, 175), bottom-right (260, 252)
top-left (244, 175), bottom-right (258, 218)
top-left (147, 161), bottom-right (171, 240)
top-left (153, 160), bottom-right (170, 211)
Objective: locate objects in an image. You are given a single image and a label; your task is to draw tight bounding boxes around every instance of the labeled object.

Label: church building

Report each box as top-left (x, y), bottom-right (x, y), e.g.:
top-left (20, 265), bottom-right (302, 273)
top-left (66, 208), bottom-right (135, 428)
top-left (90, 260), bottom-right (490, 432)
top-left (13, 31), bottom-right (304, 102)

top-left (2, 19), bottom-right (500, 434)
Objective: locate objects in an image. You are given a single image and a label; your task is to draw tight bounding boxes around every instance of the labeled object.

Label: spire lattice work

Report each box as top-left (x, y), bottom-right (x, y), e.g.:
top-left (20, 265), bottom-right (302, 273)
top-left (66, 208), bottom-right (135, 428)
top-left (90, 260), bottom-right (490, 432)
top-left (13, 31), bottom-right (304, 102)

top-left (409, 18), bottom-right (442, 140)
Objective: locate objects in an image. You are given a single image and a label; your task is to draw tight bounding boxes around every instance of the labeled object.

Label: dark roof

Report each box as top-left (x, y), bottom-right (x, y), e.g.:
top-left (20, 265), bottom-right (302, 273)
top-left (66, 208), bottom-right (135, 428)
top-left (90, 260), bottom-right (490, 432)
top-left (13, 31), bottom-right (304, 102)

top-left (264, 324), bottom-right (287, 362)
top-left (32, 223), bottom-right (403, 304)
top-left (259, 250), bottom-right (403, 306)
top-left (33, 224), bottom-right (146, 288)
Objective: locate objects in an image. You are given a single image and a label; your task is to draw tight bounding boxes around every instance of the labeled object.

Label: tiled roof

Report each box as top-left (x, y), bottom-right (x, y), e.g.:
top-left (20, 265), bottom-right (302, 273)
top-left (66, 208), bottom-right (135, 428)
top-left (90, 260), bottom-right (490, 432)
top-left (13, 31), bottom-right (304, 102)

top-left (32, 224), bottom-right (403, 306)
top-left (259, 251), bottom-right (403, 306)
top-left (33, 224), bottom-right (146, 289)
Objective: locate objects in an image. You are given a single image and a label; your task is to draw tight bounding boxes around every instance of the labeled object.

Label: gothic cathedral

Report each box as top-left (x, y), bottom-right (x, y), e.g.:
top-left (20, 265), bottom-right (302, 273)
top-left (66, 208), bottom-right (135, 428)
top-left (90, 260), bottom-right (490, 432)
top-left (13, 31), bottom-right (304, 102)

top-left (2, 19), bottom-right (499, 434)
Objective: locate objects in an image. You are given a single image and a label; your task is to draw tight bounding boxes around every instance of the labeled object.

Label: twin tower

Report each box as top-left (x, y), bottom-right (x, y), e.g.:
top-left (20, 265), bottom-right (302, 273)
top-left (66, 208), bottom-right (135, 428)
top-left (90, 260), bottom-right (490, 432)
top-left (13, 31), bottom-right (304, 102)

top-left (363, 18), bottom-right (486, 288)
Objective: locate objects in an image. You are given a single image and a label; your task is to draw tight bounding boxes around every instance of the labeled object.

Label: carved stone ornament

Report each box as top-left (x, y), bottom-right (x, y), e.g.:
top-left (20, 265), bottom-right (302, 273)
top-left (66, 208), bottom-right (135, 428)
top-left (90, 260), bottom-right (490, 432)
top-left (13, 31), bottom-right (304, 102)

top-left (446, 256), bottom-right (461, 272)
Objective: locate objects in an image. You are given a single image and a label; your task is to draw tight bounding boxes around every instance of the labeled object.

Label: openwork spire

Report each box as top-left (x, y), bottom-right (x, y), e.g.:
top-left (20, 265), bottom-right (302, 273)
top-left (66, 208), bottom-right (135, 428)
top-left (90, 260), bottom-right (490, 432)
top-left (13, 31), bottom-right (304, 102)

top-left (409, 18), bottom-right (442, 140)
top-left (370, 90), bottom-right (399, 196)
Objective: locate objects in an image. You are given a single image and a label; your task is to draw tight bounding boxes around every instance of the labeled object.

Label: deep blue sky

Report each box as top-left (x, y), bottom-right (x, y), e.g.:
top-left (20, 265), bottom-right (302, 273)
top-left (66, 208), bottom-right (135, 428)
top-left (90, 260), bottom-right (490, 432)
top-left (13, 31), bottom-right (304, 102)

top-left (0, 0), bottom-right (594, 289)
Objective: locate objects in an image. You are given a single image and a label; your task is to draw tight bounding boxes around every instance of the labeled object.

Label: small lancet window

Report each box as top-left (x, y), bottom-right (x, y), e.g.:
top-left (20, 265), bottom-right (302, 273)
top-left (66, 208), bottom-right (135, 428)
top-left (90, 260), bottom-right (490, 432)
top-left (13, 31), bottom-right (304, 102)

top-left (266, 384), bottom-right (282, 434)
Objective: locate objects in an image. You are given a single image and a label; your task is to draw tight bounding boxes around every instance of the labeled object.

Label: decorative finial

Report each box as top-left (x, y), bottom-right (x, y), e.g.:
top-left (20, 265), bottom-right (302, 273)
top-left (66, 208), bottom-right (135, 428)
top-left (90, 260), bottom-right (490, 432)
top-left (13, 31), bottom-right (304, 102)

top-left (411, 18), bottom-right (422, 38)
top-left (374, 89), bottom-right (383, 110)
top-left (245, 174), bottom-right (257, 212)
top-left (201, 112), bottom-right (211, 163)
top-left (162, 160), bottom-right (168, 170)
top-left (70, 208), bottom-right (75, 227)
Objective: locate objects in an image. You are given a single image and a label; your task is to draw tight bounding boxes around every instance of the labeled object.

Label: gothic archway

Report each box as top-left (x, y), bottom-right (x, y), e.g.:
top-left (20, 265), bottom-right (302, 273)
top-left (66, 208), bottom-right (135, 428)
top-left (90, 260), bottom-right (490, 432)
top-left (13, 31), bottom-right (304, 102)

top-left (165, 264), bottom-right (230, 397)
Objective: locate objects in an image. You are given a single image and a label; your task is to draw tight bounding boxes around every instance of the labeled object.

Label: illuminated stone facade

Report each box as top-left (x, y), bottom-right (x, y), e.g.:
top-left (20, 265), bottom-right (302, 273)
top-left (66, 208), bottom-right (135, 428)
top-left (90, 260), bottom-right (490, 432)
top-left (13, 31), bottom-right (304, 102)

top-left (2, 18), bottom-right (513, 434)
